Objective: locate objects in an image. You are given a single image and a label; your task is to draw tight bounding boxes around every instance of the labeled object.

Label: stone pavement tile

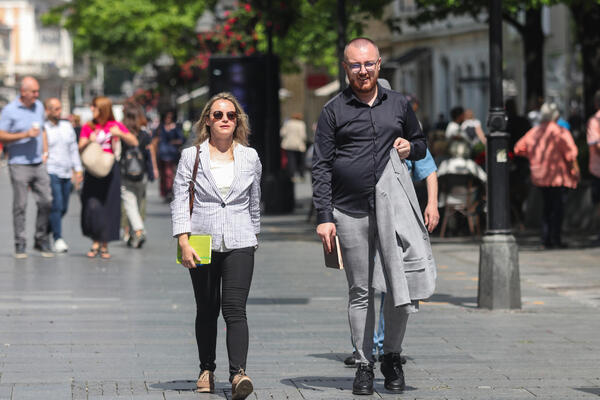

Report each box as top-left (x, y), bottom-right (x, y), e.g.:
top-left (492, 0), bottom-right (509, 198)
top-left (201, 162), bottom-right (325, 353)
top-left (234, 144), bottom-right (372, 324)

top-left (163, 392), bottom-right (224, 399)
top-left (11, 383), bottom-right (71, 399)
top-left (0, 371), bottom-right (73, 384)
top-left (0, 385), bottom-right (12, 400)
top-left (525, 386), bottom-right (600, 399)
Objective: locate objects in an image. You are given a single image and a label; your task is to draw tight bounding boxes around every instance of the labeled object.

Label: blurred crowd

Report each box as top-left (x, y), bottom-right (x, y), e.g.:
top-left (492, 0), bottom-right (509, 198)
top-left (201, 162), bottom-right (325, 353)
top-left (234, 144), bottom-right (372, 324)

top-left (282, 88), bottom-right (600, 247)
top-left (0, 76), bottom-right (187, 259)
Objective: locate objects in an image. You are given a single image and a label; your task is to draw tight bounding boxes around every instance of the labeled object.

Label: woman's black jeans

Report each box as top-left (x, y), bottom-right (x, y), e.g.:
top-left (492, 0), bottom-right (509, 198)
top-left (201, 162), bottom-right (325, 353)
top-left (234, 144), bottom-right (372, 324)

top-left (189, 247), bottom-right (254, 380)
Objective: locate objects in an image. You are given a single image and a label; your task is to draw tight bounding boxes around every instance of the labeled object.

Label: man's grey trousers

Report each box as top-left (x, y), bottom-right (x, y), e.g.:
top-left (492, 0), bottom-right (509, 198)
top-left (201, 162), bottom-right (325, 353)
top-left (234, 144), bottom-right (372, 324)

top-left (334, 208), bottom-right (409, 365)
top-left (9, 163), bottom-right (52, 248)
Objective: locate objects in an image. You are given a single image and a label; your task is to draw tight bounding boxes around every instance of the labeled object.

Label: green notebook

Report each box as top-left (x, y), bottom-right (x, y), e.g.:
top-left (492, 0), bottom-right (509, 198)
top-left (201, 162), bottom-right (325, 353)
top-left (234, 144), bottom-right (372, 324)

top-left (176, 235), bottom-right (212, 265)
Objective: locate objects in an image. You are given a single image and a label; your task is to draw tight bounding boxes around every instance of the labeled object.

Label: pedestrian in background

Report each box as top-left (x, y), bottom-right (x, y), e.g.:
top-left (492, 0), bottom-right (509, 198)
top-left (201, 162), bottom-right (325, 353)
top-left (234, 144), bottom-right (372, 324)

top-left (313, 38), bottom-right (434, 395)
top-left (506, 99), bottom-right (532, 231)
top-left (153, 109), bottom-right (184, 203)
top-left (120, 101), bottom-right (158, 248)
top-left (79, 96), bottom-right (138, 259)
top-left (587, 90), bottom-right (600, 245)
top-left (280, 112), bottom-right (307, 181)
top-left (44, 97), bottom-right (83, 253)
top-left (445, 106), bottom-right (464, 139)
top-left (0, 76), bottom-right (53, 258)
top-left (514, 102), bottom-right (579, 249)
top-left (172, 92), bottom-right (261, 399)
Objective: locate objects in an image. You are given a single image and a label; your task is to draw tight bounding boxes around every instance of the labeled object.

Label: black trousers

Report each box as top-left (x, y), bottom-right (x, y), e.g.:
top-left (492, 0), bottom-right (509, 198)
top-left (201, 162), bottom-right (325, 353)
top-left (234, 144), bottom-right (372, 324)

top-left (189, 247), bottom-right (254, 379)
top-left (540, 186), bottom-right (568, 247)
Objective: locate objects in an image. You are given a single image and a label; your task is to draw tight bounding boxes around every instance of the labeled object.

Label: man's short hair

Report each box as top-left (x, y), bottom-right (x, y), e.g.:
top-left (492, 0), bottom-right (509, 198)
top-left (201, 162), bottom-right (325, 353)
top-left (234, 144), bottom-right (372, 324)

top-left (595, 90), bottom-right (600, 109)
top-left (344, 37), bottom-right (379, 61)
top-left (44, 97), bottom-right (60, 109)
top-left (450, 106), bottom-right (464, 121)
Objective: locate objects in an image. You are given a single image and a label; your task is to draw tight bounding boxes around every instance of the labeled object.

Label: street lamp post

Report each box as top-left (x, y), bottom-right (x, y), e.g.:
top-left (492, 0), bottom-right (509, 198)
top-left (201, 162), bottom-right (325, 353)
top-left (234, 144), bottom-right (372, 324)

top-left (477, 0), bottom-right (521, 309)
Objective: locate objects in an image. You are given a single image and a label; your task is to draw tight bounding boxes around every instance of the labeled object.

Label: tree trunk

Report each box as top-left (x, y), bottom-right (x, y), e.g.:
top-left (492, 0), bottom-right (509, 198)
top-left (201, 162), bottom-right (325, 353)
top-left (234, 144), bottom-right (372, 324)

top-left (570, 2), bottom-right (600, 119)
top-left (522, 8), bottom-right (544, 112)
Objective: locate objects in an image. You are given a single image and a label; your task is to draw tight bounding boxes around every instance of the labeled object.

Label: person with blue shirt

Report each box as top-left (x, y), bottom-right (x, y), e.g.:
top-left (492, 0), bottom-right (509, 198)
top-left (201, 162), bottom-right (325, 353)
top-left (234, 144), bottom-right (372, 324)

top-left (0, 76), bottom-right (54, 258)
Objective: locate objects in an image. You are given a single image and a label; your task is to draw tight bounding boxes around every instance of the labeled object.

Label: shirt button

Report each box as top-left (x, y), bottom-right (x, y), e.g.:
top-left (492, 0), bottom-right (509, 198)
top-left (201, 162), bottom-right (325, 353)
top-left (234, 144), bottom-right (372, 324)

top-left (221, 202), bottom-right (226, 208)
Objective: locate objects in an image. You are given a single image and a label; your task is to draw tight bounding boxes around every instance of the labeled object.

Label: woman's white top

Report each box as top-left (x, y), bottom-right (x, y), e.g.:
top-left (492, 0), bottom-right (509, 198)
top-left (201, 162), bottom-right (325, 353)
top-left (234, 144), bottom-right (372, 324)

top-left (210, 158), bottom-right (235, 198)
top-left (209, 158), bottom-right (235, 251)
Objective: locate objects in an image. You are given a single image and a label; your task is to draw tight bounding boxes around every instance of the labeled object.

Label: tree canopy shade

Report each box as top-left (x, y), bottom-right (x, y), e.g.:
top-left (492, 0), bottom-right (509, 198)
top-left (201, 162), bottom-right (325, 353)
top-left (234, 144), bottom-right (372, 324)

top-left (42, 0), bottom-right (210, 70)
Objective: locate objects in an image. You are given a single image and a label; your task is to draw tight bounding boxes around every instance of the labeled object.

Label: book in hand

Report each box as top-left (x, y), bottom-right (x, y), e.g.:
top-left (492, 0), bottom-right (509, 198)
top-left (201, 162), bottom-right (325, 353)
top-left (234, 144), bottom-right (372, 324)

top-left (177, 234), bottom-right (212, 265)
top-left (323, 235), bottom-right (343, 269)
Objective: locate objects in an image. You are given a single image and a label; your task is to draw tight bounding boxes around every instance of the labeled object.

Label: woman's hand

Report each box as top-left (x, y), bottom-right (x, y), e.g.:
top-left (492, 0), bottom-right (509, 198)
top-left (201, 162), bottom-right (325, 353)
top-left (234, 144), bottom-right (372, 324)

top-left (109, 125), bottom-right (123, 137)
top-left (178, 234), bottom-right (200, 269)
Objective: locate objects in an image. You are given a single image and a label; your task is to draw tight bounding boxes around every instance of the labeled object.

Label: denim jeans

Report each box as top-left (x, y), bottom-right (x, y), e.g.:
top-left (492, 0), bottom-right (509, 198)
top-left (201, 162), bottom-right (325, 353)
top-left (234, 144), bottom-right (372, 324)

top-left (373, 292), bottom-right (385, 356)
top-left (49, 174), bottom-right (72, 240)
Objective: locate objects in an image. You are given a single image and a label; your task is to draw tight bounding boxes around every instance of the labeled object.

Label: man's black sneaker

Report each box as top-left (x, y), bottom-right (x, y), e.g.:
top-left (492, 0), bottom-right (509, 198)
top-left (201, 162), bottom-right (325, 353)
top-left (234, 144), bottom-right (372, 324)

top-left (380, 353), bottom-right (405, 393)
top-left (352, 363), bottom-right (374, 395)
top-left (344, 353), bottom-right (357, 367)
top-left (34, 241), bottom-right (55, 258)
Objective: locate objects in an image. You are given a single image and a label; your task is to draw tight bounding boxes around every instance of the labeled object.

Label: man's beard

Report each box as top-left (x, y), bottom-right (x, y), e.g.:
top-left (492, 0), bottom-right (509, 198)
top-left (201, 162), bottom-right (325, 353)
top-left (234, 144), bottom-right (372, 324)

top-left (351, 74), bottom-right (377, 93)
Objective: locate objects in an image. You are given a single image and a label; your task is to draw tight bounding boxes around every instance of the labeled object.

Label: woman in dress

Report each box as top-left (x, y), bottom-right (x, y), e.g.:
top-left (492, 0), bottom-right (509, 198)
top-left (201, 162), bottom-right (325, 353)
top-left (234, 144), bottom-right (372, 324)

top-left (79, 96), bottom-right (138, 259)
top-left (171, 92), bottom-right (261, 399)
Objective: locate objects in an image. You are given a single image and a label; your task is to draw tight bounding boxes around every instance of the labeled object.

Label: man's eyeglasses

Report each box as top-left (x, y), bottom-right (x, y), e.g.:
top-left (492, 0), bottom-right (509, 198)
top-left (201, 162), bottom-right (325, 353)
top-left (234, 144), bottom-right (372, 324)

top-left (212, 111), bottom-right (237, 121)
top-left (345, 60), bottom-right (379, 73)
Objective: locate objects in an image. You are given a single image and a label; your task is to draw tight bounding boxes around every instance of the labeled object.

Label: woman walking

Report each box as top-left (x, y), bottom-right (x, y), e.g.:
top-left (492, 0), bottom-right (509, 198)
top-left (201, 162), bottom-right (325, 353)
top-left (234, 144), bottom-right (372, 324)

top-left (120, 102), bottom-right (158, 248)
top-left (514, 102), bottom-right (579, 248)
top-left (79, 96), bottom-right (138, 259)
top-left (153, 109), bottom-right (184, 202)
top-left (171, 93), bottom-right (261, 399)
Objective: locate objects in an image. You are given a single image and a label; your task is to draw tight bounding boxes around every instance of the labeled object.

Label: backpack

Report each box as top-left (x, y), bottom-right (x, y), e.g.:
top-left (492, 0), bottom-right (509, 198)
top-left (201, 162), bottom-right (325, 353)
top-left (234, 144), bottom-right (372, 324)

top-left (121, 145), bottom-right (146, 181)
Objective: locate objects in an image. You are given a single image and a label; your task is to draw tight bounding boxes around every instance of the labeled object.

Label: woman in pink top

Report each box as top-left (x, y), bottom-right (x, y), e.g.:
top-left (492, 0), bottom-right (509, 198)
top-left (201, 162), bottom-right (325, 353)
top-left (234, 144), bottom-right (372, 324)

top-left (78, 96), bottom-right (138, 259)
top-left (514, 102), bottom-right (579, 248)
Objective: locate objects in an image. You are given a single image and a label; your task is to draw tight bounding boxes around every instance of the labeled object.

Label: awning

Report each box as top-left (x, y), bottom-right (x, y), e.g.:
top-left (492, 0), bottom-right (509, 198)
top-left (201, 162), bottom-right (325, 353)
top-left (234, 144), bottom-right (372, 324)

top-left (386, 47), bottom-right (431, 67)
top-left (314, 80), bottom-right (340, 97)
top-left (176, 86), bottom-right (209, 105)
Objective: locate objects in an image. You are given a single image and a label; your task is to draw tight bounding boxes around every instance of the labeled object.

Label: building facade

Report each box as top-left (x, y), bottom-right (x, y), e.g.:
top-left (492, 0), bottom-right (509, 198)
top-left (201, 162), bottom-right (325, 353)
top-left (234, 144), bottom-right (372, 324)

top-left (0, 0), bottom-right (74, 111)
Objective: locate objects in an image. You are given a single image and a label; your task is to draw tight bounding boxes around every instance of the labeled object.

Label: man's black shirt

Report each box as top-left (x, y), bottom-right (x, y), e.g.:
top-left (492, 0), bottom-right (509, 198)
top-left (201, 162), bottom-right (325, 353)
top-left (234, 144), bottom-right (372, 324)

top-left (312, 84), bottom-right (426, 224)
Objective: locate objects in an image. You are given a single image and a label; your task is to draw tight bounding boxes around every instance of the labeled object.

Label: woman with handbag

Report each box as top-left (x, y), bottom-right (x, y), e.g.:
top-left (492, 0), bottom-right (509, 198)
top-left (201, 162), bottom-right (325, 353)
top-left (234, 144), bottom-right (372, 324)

top-left (171, 92), bottom-right (262, 399)
top-left (79, 96), bottom-right (138, 259)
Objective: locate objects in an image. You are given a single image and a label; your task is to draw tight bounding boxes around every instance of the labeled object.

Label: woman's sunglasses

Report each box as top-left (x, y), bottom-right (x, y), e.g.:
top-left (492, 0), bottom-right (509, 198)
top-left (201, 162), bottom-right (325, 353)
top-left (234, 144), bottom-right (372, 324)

top-left (212, 111), bottom-right (237, 121)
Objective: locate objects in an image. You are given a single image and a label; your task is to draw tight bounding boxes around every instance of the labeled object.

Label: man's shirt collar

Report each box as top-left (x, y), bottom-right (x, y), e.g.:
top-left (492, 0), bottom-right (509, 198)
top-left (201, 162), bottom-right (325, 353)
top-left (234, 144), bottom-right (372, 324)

top-left (343, 82), bottom-right (388, 106)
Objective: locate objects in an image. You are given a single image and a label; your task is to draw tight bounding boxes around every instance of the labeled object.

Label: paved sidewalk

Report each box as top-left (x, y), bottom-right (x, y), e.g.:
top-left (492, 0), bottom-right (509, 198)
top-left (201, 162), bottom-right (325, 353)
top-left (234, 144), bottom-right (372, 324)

top-left (0, 168), bottom-right (599, 399)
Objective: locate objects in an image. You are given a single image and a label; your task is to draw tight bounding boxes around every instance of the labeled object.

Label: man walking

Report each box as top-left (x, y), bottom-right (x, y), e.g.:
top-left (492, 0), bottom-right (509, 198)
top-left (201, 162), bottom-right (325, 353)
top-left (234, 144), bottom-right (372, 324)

top-left (44, 98), bottom-right (83, 253)
top-left (312, 38), bottom-right (428, 394)
top-left (0, 76), bottom-right (53, 258)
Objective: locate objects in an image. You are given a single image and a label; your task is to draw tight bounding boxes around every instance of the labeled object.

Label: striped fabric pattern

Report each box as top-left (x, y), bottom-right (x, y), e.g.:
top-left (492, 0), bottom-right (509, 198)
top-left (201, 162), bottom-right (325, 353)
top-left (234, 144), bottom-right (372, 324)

top-left (171, 140), bottom-right (262, 250)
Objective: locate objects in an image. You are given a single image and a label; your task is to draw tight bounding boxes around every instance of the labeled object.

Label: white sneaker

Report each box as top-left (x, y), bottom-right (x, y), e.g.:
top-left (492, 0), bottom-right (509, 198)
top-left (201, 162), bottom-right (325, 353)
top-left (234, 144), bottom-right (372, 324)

top-left (54, 238), bottom-right (69, 253)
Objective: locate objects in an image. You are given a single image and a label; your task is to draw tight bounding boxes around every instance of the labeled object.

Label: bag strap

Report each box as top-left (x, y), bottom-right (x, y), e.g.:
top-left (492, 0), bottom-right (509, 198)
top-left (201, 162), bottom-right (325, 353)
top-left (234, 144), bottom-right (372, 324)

top-left (188, 145), bottom-right (200, 216)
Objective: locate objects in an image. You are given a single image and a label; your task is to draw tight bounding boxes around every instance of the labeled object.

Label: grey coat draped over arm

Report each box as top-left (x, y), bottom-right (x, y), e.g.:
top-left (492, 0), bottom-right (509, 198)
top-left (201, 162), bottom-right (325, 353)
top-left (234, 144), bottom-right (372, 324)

top-left (373, 148), bottom-right (437, 308)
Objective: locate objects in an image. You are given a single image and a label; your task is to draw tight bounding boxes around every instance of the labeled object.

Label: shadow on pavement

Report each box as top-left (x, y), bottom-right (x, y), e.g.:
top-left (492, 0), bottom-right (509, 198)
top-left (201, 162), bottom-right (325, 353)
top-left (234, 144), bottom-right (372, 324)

top-left (148, 380), bottom-right (196, 391)
top-left (307, 352), bottom-right (348, 362)
top-left (574, 387), bottom-right (600, 396)
top-left (281, 377), bottom-right (417, 393)
top-left (427, 293), bottom-right (478, 308)
top-left (149, 380), bottom-right (227, 398)
top-left (247, 297), bottom-right (310, 305)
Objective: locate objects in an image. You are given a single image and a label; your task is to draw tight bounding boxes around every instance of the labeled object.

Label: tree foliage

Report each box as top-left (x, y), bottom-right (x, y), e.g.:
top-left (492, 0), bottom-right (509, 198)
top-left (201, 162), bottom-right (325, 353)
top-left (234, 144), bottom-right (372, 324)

top-left (182, 0), bottom-right (392, 77)
top-left (42, 0), bottom-right (209, 70)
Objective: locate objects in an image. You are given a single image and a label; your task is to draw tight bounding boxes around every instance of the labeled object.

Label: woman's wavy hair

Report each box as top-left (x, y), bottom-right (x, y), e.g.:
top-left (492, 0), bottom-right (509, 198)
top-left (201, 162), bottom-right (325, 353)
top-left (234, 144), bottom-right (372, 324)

top-left (194, 92), bottom-right (250, 146)
top-left (88, 96), bottom-right (115, 127)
